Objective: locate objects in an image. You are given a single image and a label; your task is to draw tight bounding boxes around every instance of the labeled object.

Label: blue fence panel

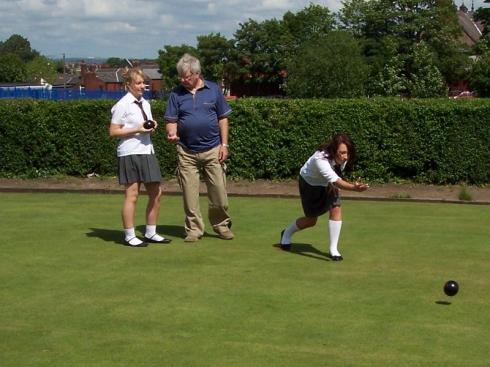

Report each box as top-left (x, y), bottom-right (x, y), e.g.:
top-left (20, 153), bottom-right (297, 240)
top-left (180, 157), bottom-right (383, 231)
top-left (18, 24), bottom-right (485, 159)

top-left (0, 88), bottom-right (155, 100)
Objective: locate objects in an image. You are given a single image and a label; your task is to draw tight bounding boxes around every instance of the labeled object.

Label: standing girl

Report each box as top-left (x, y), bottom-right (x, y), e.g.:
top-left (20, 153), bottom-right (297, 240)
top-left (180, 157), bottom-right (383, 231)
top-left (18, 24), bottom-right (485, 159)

top-left (109, 67), bottom-right (171, 247)
top-left (280, 133), bottom-right (368, 260)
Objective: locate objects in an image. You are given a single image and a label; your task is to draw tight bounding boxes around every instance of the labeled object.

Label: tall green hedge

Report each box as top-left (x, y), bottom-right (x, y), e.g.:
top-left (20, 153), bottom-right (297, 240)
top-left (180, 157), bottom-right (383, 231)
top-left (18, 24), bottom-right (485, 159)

top-left (0, 99), bottom-right (177, 179)
top-left (0, 98), bottom-right (489, 184)
top-left (228, 98), bottom-right (490, 184)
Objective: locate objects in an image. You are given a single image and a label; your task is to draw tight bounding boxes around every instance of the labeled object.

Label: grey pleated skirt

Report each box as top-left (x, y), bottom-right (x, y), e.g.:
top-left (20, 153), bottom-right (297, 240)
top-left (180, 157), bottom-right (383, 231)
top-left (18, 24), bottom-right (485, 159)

top-left (118, 154), bottom-right (162, 185)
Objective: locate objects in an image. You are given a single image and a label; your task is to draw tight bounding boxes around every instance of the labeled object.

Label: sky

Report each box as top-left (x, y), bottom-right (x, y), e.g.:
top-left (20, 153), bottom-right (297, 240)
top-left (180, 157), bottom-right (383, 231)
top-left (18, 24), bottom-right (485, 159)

top-left (0, 0), bottom-right (487, 60)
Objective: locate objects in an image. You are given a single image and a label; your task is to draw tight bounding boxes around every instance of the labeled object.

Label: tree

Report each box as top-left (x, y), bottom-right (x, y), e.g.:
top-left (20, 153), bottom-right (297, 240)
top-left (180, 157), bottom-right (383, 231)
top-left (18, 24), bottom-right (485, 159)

top-left (231, 4), bottom-right (337, 93)
top-left (0, 53), bottom-right (27, 82)
top-left (233, 18), bottom-right (287, 85)
top-left (0, 34), bottom-right (39, 62)
top-left (340, 0), bottom-right (468, 91)
top-left (373, 39), bottom-right (447, 97)
top-left (26, 55), bottom-right (57, 84)
top-left (157, 44), bottom-right (198, 90)
top-left (196, 33), bottom-right (238, 92)
top-left (285, 31), bottom-right (368, 98)
top-left (105, 57), bottom-right (126, 68)
top-left (282, 4), bottom-right (336, 51)
top-left (469, 52), bottom-right (490, 97)
top-left (372, 39), bottom-right (407, 96)
top-left (406, 42), bottom-right (447, 97)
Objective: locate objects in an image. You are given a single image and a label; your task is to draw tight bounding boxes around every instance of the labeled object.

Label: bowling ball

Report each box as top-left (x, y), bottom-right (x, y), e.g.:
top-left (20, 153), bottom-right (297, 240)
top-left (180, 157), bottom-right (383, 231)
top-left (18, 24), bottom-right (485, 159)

top-left (443, 280), bottom-right (459, 296)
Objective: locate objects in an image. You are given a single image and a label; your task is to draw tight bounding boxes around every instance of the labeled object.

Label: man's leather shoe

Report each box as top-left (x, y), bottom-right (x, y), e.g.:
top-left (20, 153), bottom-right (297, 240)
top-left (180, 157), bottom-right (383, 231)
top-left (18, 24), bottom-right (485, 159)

top-left (184, 235), bottom-right (200, 243)
top-left (214, 228), bottom-right (234, 240)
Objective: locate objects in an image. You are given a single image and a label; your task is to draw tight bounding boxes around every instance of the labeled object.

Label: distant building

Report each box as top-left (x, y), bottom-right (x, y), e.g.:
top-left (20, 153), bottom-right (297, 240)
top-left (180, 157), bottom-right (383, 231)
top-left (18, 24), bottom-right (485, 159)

top-left (139, 64), bottom-right (163, 96)
top-left (450, 2), bottom-right (485, 96)
top-left (51, 74), bottom-right (81, 91)
top-left (79, 61), bottom-right (163, 98)
top-left (457, 2), bottom-right (484, 47)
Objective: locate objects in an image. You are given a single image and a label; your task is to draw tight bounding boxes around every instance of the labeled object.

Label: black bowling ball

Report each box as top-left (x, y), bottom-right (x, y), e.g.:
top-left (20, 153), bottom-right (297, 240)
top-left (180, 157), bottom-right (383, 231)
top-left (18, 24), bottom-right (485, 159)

top-left (443, 280), bottom-right (459, 296)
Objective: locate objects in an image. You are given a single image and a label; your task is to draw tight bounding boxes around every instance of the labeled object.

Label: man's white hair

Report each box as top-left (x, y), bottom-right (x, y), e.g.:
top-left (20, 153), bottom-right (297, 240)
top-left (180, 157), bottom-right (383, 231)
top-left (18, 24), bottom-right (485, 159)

top-left (176, 53), bottom-right (201, 76)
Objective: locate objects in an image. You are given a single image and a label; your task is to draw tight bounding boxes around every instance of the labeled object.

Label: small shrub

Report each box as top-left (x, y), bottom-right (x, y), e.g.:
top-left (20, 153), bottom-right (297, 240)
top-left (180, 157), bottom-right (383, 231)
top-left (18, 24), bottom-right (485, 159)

top-left (458, 186), bottom-right (473, 201)
top-left (391, 192), bottom-right (411, 199)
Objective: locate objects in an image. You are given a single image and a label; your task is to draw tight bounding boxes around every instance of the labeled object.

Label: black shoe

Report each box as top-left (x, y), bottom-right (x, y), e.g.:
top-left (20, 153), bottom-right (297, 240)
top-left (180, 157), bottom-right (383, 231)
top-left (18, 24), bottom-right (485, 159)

top-left (124, 238), bottom-right (148, 247)
top-left (279, 230), bottom-right (291, 251)
top-left (328, 253), bottom-right (343, 261)
top-left (144, 234), bottom-right (172, 244)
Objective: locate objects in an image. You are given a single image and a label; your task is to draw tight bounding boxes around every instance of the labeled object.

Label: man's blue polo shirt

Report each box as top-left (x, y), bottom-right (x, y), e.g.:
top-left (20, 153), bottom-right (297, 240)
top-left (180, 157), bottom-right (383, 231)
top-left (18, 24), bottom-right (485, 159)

top-left (164, 80), bottom-right (232, 152)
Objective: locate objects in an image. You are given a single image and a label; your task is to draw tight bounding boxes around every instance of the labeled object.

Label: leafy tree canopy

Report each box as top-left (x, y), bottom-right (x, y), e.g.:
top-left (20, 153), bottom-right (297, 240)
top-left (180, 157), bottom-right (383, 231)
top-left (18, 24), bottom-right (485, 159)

top-left (339, 0), bottom-right (468, 87)
top-left (0, 53), bottom-right (27, 82)
top-left (105, 57), bottom-right (126, 68)
top-left (282, 4), bottom-right (336, 51)
top-left (469, 51), bottom-right (490, 96)
top-left (285, 31), bottom-right (368, 98)
top-left (406, 42), bottom-right (447, 97)
top-left (233, 18), bottom-right (286, 84)
top-left (26, 55), bottom-right (57, 84)
top-left (197, 33), bottom-right (237, 84)
top-left (0, 34), bottom-right (39, 62)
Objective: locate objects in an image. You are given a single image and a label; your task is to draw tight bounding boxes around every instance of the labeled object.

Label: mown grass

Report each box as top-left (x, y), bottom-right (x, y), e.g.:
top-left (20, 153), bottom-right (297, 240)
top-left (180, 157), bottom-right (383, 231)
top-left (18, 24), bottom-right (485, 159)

top-left (1, 193), bottom-right (489, 366)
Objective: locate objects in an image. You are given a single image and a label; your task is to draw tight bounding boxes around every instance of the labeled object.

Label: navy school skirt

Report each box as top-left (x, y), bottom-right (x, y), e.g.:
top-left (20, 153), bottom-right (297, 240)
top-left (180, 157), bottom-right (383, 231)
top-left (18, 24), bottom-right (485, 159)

top-left (299, 175), bottom-right (341, 217)
top-left (117, 154), bottom-right (161, 185)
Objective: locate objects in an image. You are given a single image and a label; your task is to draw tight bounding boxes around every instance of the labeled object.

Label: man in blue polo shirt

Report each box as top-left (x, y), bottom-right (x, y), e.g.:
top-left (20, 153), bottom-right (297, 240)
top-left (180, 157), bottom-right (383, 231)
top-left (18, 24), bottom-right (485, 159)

top-left (164, 54), bottom-right (234, 242)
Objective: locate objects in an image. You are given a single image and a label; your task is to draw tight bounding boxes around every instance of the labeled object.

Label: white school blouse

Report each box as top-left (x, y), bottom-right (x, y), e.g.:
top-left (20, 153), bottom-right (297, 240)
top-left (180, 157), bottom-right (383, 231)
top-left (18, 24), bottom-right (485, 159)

top-left (111, 92), bottom-right (154, 157)
top-left (299, 151), bottom-right (347, 187)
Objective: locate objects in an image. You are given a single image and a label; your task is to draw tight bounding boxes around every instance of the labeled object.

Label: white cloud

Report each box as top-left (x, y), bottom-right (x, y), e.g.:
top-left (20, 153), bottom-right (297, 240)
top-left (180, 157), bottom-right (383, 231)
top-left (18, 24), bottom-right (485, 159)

top-left (18, 0), bottom-right (49, 12)
top-left (160, 14), bottom-right (175, 25)
top-left (261, 0), bottom-right (295, 10)
top-left (207, 2), bottom-right (216, 13)
top-left (81, 0), bottom-right (120, 17)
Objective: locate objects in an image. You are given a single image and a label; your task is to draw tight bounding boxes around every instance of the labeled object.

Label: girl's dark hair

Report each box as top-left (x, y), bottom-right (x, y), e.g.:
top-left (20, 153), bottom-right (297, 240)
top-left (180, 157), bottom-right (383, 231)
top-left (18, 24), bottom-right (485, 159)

top-left (318, 133), bottom-right (357, 170)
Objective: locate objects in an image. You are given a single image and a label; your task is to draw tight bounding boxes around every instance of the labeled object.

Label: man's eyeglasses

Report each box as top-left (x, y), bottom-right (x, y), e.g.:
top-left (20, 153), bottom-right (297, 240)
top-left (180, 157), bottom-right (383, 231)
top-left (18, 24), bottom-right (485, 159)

top-left (180, 73), bottom-right (198, 81)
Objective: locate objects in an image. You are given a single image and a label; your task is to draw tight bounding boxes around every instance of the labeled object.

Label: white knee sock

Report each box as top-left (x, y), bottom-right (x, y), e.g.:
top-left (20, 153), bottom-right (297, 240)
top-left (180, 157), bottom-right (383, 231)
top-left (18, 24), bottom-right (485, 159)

top-left (328, 220), bottom-right (342, 256)
top-left (124, 227), bottom-right (143, 245)
top-left (145, 224), bottom-right (156, 237)
top-left (145, 224), bottom-right (164, 241)
top-left (282, 219), bottom-right (300, 244)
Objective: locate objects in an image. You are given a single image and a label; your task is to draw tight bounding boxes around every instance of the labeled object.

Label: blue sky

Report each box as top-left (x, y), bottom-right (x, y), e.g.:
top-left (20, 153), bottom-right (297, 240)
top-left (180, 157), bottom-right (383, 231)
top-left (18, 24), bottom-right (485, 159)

top-left (0, 0), bottom-right (486, 60)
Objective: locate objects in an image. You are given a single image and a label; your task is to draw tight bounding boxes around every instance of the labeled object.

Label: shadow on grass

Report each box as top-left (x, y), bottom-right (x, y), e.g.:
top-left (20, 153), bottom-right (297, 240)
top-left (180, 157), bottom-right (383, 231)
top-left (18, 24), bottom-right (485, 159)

top-left (86, 228), bottom-right (125, 245)
top-left (87, 224), bottom-right (186, 245)
top-left (136, 224), bottom-right (184, 239)
top-left (87, 224), bottom-right (224, 245)
top-left (273, 243), bottom-right (331, 261)
top-left (435, 300), bottom-right (452, 306)
top-left (136, 224), bottom-right (221, 240)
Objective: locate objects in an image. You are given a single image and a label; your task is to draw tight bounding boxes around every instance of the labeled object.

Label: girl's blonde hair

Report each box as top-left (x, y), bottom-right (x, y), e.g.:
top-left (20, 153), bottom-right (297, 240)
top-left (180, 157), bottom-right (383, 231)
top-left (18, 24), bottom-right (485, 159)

top-left (121, 67), bottom-right (145, 87)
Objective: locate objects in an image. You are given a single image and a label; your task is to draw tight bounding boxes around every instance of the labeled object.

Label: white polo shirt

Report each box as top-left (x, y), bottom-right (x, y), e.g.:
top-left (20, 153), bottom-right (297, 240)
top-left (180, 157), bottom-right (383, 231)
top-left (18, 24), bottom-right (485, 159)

top-left (299, 150), bottom-right (347, 187)
top-left (111, 92), bottom-right (154, 157)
